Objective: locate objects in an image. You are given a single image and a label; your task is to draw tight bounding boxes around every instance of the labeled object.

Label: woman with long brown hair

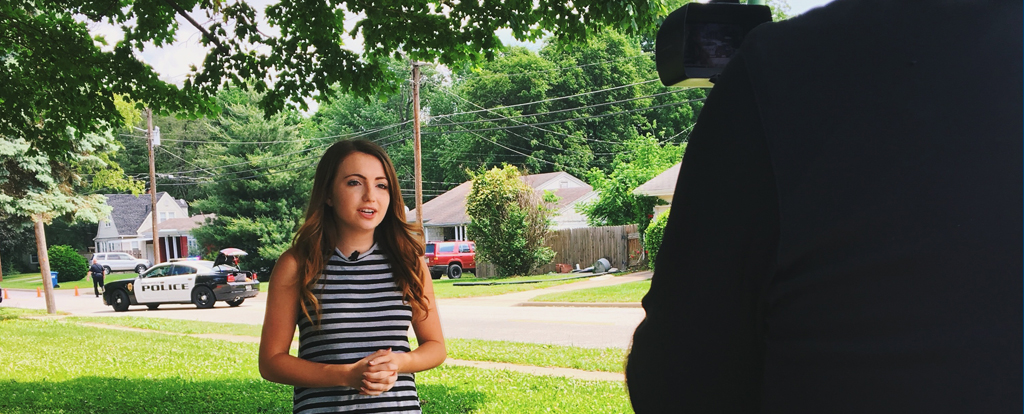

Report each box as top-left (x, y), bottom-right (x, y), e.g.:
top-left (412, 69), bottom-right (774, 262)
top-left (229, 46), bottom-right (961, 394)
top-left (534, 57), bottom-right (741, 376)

top-left (259, 139), bottom-right (445, 413)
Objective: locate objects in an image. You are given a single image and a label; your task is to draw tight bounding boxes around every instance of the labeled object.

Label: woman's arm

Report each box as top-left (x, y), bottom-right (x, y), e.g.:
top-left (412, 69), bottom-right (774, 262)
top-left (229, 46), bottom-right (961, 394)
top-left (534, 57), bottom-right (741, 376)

top-left (387, 258), bottom-right (446, 373)
top-left (258, 250), bottom-right (397, 394)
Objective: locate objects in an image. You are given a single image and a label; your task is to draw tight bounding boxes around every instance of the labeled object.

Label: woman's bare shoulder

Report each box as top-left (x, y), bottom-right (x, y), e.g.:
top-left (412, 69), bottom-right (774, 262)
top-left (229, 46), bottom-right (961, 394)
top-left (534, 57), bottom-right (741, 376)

top-left (278, 248), bottom-right (301, 266)
top-left (270, 249), bottom-right (303, 284)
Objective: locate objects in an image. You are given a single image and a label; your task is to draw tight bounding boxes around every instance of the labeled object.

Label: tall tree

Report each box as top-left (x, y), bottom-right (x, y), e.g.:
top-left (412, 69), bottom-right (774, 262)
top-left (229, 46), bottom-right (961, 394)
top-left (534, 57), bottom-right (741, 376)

top-left (577, 134), bottom-right (685, 233)
top-left (309, 58), bottom-right (446, 206)
top-left (0, 132), bottom-right (120, 312)
top-left (189, 87), bottom-right (313, 275)
top-left (3, 0), bottom-right (665, 164)
top-left (432, 47), bottom-right (594, 178)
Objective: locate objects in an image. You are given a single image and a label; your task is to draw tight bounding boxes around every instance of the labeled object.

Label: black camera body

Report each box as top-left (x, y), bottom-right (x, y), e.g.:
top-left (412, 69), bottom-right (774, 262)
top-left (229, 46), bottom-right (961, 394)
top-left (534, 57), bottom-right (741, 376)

top-left (656, 1), bottom-right (772, 87)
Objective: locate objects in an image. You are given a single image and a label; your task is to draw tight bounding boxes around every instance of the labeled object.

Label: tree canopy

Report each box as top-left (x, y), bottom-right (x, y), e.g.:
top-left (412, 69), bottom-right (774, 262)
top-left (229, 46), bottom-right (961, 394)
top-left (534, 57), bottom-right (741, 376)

top-left (577, 134), bottom-right (684, 233)
top-left (2, 0), bottom-right (665, 163)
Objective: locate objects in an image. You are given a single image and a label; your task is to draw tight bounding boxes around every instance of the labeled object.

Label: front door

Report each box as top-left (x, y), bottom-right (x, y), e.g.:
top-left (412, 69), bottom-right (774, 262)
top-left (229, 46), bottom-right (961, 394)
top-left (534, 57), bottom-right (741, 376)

top-left (162, 264), bottom-right (196, 302)
top-left (135, 265), bottom-right (172, 303)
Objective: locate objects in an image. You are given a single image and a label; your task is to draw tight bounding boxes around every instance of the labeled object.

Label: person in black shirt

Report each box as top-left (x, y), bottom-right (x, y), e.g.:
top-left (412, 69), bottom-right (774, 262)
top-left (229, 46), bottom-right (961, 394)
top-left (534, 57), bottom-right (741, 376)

top-left (626, 0), bottom-right (1021, 412)
top-left (88, 259), bottom-right (105, 298)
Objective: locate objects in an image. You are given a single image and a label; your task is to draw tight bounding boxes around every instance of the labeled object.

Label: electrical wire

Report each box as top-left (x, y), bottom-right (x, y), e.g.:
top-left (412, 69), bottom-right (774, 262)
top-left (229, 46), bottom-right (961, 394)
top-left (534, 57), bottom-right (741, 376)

top-left (426, 89), bottom-right (690, 129)
top-left (422, 98), bottom-right (704, 136)
top-left (427, 78), bottom-right (662, 120)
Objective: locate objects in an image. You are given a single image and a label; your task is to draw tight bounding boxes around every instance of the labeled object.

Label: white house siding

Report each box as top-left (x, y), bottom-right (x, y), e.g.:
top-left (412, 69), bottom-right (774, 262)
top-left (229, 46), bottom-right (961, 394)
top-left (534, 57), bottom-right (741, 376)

top-left (136, 195), bottom-right (189, 234)
top-left (550, 191), bottom-right (598, 230)
top-left (94, 193), bottom-right (191, 260)
top-left (424, 227), bottom-right (445, 242)
top-left (533, 173), bottom-right (588, 191)
top-left (95, 219), bottom-right (120, 240)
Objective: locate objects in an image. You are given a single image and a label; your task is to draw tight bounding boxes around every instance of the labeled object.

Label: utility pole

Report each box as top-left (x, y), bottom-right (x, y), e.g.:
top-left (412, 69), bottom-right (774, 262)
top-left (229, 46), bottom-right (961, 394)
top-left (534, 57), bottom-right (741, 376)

top-left (147, 108), bottom-right (161, 265)
top-left (33, 215), bottom-right (56, 314)
top-left (412, 62), bottom-right (424, 242)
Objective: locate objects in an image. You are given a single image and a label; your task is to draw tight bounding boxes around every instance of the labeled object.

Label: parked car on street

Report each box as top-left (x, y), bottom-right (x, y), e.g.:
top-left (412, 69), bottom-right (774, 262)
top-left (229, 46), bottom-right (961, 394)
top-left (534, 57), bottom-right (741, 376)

top-left (92, 252), bottom-right (151, 274)
top-left (102, 249), bottom-right (259, 311)
top-left (425, 241), bottom-right (475, 279)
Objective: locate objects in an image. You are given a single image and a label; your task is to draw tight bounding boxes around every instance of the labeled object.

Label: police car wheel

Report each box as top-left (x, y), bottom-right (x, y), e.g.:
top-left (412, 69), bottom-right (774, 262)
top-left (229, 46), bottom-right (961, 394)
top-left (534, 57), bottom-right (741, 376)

top-left (192, 286), bottom-right (215, 309)
top-left (111, 290), bottom-right (130, 312)
top-left (227, 297), bottom-right (245, 307)
top-left (147, 303), bottom-right (160, 310)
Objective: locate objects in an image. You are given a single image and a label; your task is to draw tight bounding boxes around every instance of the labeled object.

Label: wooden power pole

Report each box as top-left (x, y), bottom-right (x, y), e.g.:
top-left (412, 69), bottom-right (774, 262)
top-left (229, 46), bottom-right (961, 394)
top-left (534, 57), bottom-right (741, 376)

top-left (147, 108), bottom-right (161, 265)
top-left (33, 216), bottom-right (56, 314)
top-left (412, 62), bottom-right (424, 242)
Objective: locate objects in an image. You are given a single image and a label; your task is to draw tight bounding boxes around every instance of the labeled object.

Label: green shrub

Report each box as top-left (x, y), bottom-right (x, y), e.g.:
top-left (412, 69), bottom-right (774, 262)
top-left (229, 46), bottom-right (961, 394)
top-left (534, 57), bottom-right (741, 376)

top-left (47, 245), bottom-right (88, 283)
top-left (466, 165), bottom-right (556, 277)
top-left (644, 209), bottom-right (671, 272)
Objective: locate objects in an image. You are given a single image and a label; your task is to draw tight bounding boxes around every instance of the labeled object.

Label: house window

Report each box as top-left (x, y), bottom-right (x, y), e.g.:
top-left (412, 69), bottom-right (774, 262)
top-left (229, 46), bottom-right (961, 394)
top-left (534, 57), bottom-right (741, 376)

top-left (29, 254), bottom-right (39, 264)
top-left (131, 241), bottom-right (139, 250)
top-left (168, 212), bottom-right (175, 219)
top-left (159, 212), bottom-right (167, 223)
top-left (104, 220), bottom-right (111, 227)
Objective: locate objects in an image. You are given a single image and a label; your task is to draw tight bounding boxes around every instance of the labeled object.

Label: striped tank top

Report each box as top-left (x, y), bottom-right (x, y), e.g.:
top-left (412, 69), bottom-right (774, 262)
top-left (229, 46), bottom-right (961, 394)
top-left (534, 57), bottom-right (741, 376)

top-left (294, 245), bottom-right (421, 413)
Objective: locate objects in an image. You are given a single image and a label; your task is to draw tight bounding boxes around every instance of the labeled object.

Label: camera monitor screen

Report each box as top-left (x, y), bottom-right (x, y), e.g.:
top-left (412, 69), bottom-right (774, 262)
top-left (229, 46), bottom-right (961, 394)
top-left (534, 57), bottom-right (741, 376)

top-left (657, 2), bottom-right (772, 87)
top-left (683, 23), bottom-right (747, 70)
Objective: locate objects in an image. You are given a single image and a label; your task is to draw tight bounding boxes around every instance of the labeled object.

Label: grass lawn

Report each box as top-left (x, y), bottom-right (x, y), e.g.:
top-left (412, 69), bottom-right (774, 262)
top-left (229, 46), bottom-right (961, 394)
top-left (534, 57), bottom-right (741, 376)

top-left (0, 271), bottom-right (138, 290)
top-left (530, 280), bottom-right (651, 303)
top-left (258, 271), bottom-right (602, 298)
top-left (0, 312), bottom-right (633, 413)
top-left (432, 273), bottom-right (591, 299)
top-left (66, 316), bottom-right (627, 373)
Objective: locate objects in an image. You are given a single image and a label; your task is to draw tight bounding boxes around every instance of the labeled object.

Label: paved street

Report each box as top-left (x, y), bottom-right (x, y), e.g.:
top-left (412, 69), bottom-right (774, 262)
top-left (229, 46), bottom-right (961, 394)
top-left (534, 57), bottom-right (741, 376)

top-left (1, 272), bottom-right (650, 349)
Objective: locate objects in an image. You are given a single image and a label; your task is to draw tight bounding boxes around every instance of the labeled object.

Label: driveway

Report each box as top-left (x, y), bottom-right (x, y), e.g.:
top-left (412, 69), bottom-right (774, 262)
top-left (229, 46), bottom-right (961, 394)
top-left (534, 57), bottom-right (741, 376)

top-left (2, 272), bottom-right (650, 349)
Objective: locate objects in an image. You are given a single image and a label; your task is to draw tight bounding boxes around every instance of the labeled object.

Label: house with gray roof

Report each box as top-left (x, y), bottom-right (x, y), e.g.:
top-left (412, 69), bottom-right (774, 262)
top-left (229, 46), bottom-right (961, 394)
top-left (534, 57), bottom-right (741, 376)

top-left (94, 193), bottom-right (202, 264)
top-left (632, 162), bottom-right (680, 217)
top-left (408, 171), bottom-right (598, 242)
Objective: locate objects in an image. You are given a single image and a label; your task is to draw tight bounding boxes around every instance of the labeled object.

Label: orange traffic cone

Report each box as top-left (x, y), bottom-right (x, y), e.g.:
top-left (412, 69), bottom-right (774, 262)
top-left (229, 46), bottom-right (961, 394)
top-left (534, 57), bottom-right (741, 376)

top-left (36, 287), bottom-right (41, 297)
top-left (74, 286), bottom-right (80, 296)
top-left (4, 289), bottom-right (9, 299)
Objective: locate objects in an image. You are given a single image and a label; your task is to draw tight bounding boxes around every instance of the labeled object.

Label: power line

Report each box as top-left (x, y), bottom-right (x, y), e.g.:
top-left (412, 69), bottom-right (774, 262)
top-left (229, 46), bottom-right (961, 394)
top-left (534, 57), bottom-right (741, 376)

top-left (458, 126), bottom-right (569, 169)
top-left (436, 88), bottom-right (607, 148)
top-left (422, 98), bottom-right (704, 136)
top-left (426, 89), bottom-right (691, 129)
top-left (428, 78), bottom-right (662, 120)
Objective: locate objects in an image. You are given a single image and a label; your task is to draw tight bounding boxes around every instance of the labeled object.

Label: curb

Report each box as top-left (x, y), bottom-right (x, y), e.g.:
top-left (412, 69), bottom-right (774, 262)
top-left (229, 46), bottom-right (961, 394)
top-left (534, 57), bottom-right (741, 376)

top-left (517, 301), bottom-right (642, 308)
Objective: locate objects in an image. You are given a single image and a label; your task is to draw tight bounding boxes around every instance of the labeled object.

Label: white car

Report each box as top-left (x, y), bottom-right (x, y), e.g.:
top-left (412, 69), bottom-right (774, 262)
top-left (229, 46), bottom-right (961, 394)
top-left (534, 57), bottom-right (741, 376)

top-left (93, 252), bottom-right (151, 274)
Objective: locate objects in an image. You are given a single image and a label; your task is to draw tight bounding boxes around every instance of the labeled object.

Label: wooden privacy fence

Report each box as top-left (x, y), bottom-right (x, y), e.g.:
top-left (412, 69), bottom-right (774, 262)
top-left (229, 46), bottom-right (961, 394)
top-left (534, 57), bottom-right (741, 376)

top-left (476, 224), bottom-right (642, 278)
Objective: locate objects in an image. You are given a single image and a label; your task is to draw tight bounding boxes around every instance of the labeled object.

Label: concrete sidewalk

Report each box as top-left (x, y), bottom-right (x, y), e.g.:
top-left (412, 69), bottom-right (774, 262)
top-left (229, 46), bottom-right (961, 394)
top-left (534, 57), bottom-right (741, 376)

top-left (61, 319), bottom-right (623, 382)
top-left (440, 270), bottom-right (651, 308)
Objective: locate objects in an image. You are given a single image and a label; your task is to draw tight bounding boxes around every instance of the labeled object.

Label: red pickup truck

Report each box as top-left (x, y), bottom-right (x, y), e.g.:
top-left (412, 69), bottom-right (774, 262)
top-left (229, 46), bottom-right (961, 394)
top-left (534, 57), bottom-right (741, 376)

top-left (425, 241), bottom-right (475, 279)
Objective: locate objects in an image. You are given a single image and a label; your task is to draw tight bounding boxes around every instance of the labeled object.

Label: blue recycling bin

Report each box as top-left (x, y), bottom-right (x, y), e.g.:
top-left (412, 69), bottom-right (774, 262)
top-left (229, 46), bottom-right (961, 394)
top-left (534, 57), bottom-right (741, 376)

top-left (50, 271), bottom-right (59, 288)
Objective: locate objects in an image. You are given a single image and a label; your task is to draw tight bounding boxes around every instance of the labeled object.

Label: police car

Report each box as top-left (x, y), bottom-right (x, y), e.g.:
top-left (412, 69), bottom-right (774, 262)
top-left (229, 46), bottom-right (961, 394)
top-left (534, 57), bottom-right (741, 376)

top-left (103, 249), bottom-right (260, 311)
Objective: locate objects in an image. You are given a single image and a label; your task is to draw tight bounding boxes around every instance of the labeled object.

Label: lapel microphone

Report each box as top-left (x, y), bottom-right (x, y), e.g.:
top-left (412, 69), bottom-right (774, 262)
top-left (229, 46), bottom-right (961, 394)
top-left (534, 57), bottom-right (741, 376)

top-left (349, 251), bottom-right (359, 261)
